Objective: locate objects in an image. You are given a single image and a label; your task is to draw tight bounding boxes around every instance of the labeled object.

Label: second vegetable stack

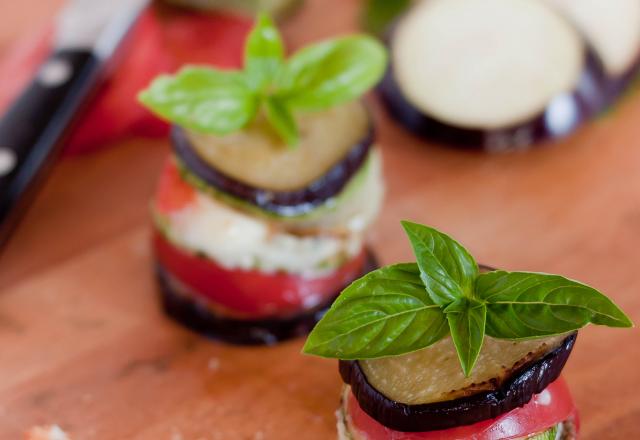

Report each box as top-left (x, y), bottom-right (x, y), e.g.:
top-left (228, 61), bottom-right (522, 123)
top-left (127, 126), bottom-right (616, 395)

top-left (139, 14), bottom-right (388, 344)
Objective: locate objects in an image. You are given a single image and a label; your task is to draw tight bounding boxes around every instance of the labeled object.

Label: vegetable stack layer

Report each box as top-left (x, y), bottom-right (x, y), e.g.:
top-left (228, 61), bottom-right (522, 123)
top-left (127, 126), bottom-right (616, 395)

top-left (139, 14), bottom-right (388, 344)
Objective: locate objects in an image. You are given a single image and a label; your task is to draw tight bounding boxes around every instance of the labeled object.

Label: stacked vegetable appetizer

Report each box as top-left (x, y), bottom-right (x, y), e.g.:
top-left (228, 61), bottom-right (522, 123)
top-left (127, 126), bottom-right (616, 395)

top-left (305, 222), bottom-right (633, 439)
top-left (379, 0), bottom-right (640, 150)
top-left (139, 15), bottom-right (388, 344)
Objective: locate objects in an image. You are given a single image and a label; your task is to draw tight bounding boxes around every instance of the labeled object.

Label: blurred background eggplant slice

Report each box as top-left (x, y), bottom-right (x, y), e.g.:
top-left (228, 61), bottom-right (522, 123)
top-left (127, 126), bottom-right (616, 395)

top-left (171, 101), bottom-right (374, 217)
top-left (544, 0), bottom-right (640, 103)
top-left (339, 333), bottom-right (576, 432)
top-left (161, 0), bottom-right (303, 19)
top-left (379, 0), bottom-right (608, 150)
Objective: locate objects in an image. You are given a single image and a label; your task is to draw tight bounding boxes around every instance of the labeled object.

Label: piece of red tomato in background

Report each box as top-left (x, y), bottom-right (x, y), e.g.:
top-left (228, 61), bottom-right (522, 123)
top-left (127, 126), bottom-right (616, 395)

top-left (0, 6), bottom-right (252, 156)
top-left (346, 378), bottom-right (579, 440)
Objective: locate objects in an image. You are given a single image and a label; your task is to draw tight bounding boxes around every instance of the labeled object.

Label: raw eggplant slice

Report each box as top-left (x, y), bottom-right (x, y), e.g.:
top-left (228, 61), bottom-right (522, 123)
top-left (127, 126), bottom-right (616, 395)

top-left (339, 334), bottom-right (576, 432)
top-left (381, 0), bottom-right (606, 150)
top-left (172, 103), bottom-right (373, 216)
top-left (545, 0), bottom-right (640, 102)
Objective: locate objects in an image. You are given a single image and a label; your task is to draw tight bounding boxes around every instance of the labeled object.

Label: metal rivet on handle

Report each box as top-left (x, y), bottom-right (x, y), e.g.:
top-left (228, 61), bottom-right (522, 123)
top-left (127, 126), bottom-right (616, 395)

top-left (38, 59), bottom-right (73, 87)
top-left (0, 148), bottom-right (17, 177)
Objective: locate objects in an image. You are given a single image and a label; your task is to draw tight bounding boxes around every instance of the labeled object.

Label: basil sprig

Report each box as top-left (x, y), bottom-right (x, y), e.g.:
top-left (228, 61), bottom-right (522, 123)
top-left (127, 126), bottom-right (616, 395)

top-left (138, 13), bottom-right (387, 146)
top-left (304, 221), bottom-right (633, 376)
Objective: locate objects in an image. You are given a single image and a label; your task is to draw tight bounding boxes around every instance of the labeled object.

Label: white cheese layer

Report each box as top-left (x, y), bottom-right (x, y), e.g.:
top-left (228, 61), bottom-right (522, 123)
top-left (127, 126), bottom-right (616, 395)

top-left (161, 150), bottom-right (383, 277)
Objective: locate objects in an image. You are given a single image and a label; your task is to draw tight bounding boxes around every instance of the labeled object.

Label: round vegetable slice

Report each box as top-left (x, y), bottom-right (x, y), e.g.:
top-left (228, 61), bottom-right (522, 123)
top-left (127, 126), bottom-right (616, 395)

top-left (544, 0), bottom-right (640, 102)
top-left (153, 232), bottom-right (376, 318)
top-left (340, 378), bottom-right (578, 439)
top-left (381, 0), bottom-right (606, 149)
top-left (171, 101), bottom-right (373, 215)
top-left (154, 234), bottom-right (378, 345)
top-left (339, 334), bottom-right (576, 432)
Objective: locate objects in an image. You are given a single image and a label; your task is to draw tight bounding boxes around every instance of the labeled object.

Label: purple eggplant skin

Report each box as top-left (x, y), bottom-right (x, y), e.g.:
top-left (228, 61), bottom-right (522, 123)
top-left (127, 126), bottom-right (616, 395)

top-left (602, 56), bottom-right (640, 107)
top-left (155, 251), bottom-right (378, 346)
top-left (378, 50), bottom-right (608, 151)
top-left (171, 123), bottom-right (374, 217)
top-left (339, 333), bottom-right (577, 432)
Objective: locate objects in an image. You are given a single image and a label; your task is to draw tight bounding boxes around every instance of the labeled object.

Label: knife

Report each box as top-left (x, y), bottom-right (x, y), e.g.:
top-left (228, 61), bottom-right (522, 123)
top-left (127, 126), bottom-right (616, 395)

top-left (0, 0), bottom-right (149, 249)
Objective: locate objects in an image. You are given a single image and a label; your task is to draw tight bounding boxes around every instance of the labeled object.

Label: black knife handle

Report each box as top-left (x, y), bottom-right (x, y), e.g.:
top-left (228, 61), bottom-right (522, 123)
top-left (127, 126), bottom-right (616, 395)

top-left (0, 49), bottom-right (102, 245)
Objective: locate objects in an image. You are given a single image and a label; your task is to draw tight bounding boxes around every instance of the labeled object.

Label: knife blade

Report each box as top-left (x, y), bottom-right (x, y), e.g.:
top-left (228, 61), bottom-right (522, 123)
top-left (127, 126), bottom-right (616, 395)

top-left (0, 0), bottom-right (150, 249)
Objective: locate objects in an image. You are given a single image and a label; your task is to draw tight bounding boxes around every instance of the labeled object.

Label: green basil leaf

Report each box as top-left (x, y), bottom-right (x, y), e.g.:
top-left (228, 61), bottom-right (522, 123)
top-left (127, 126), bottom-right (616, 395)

top-left (264, 97), bottom-right (299, 146)
top-left (303, 263), bottom-right (449, 359)
top-left (138, 67), bottom-right (257, 135)
top-left (362, 0), bottom-right (412, 36)
top-left (445, 297), bottom-right (486, 377)
top-left (276, 35), bottom-right (387, 110)
top-left (476, 271), bottom-right (633, 339)
top-left (401, 221), bottom-right (478, 305)
top-left (244, 13), bottom-right (284, 91)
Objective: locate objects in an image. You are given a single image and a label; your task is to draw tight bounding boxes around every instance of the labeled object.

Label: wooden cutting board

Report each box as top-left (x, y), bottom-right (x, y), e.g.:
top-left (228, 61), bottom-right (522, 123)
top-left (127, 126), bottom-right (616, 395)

top-left (1, 0), bottom-right (639, 438)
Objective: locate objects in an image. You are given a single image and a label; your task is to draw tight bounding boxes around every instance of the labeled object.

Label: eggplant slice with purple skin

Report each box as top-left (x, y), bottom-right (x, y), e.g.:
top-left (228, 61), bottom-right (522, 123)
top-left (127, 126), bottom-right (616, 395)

top-left (544, 0), bottom-right (640, 105)
top-left (156, 251), bottom-right (379, 345)
top-left (171, 124), bottom-right (373, 217)
top-left (379, 0), bottom-right (607, 150)
top-left (339, 334), bottom-right (576, 432)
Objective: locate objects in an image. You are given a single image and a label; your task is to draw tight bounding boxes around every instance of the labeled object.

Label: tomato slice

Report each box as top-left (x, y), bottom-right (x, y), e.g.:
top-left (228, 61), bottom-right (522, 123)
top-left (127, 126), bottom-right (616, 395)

top-left (0, 7), bottom-right (251, 156)
top-left (154, 233), bottom-right (368, 319)
top-left (346, 378), bottom-right (578, 440)
top-left (155, 158), bottom-right (197, 214)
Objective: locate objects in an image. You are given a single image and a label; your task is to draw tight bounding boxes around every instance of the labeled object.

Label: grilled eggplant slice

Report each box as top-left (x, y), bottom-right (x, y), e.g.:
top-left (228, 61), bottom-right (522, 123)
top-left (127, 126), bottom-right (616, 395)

top-left (380, 0), bottom-right (606, 149)
top-left (337, 387), bottom-right (578, 440)
top-left (339, 334), bottom-right (576, 432)
top-left (545, 0), bottom-right (640, 102)
top-left (172, 101), bottom-right (373, 216)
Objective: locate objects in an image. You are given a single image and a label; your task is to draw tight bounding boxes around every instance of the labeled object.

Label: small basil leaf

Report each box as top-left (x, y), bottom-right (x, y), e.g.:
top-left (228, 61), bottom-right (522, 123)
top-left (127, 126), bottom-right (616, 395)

top-left (244, 13), bottom-right (284, 91)
top-left (476, 271), bottom-right (633, 339)
top-left (303, 263), bottom-right (449, 359)
top-left (138, 67), bottom-right (257, 135)
top-left (445, 297), bottom-right (486, 377)
top-left (401, 221), bottom-right (478, 305)
top-left (362, 0), bottom-right (411, 36)
top-left (276, 35), bottom-right (387, 110)
top-left (264, 97), bottom-right (299, 146)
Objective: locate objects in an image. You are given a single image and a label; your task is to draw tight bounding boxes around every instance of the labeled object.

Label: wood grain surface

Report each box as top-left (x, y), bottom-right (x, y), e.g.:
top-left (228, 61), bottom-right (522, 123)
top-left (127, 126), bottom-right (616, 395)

top-left (1, 0), bottom-right (639, 439)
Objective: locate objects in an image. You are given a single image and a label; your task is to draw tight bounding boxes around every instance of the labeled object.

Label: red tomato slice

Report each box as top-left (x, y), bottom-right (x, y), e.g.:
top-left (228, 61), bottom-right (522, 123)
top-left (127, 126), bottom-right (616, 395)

top-left (347, 378), bottom-right (578, 440)
top-left (0, 6), bottom-right (252, 156)
top-left (154, 232), bottom-right (368, 318)
top-left (155, 158), bottom-right (197, 214)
